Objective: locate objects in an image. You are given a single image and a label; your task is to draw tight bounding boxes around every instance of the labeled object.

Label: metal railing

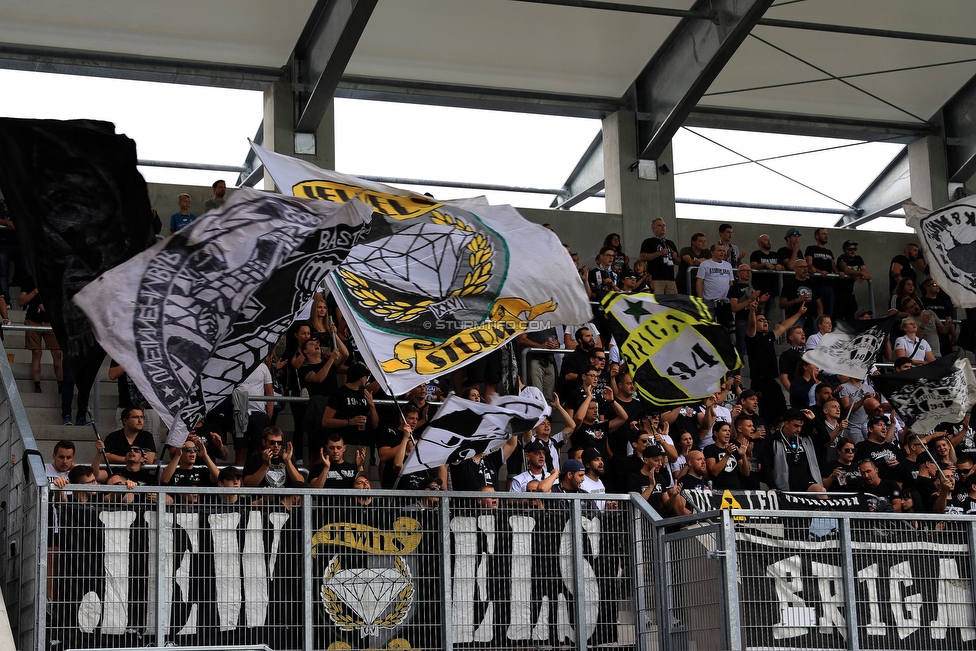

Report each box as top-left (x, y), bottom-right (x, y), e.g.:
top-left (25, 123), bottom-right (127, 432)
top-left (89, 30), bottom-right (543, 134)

top-left (685, 266), bottom-right (877, 321)
top-left (43, 487), bottom-right (639, 651)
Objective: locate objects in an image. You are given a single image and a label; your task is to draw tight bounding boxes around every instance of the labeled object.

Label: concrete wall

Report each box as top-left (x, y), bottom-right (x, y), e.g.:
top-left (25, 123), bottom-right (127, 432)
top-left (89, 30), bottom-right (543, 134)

top-left (149, 182), bottom-right (236, 235)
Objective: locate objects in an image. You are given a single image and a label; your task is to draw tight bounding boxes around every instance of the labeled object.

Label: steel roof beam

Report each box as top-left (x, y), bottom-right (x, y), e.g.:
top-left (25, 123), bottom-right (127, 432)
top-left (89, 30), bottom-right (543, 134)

top-left (336, 76), bottom-right (625, 118)
top-left (940, 74), bottom-right (976, 183)
top-left (0, 42), bottom-right (282, 90)
top-left (633, 0), bottom-right (775, 161)
top-left (837, 147), bottom-right (908, 228)
top-left (551, 131), bottom-right (605, 209)
top-left (292, 0), bottom-right (378, 132)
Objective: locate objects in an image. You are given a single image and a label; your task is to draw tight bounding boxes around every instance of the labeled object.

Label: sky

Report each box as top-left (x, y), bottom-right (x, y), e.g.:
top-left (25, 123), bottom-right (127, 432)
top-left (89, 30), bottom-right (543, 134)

top-left (0, 67), bottom-right (911, 233)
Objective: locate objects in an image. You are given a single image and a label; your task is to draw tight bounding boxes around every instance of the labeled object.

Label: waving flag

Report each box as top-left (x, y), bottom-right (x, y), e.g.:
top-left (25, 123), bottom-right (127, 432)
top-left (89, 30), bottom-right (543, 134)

top-left (253, 144), bottom-right (592, 395)
top-left (601, 292), bottom-right (740, 407)
top-left (905, 197), bottom-right (976, 309)
top-left (802, 316), bottom-right (895, 378)
top-left (400, 395), bottom-right (536, 474)
top-left (872, 351), bottom-right (976, 433)
top-left (75, 189), bottom-right (372, 446)
top-left (0, 118), bottom-right (154, 400)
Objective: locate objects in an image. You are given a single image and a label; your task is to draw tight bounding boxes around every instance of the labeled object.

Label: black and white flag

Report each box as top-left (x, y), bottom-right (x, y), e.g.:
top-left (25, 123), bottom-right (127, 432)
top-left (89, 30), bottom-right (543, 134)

top-left (906, 198), bottom-right (976, 309)
top-left (400, 395), bottom-right (531, 474)
top-left (76, 189), bottom-right (372, 446)
top-left (872, 351), bottom-right (976, 433)
top-left (802, 316), bottom-right (894, 379)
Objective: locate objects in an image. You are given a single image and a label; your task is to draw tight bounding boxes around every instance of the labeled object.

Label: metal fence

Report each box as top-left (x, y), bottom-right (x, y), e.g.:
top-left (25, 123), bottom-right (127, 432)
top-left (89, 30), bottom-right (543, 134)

top-left (43, 486), bottom-right (641, 651)
top-left (0, 338), bottom-right (48, 651)
top-left (661, 508), bottom-right (976, 651)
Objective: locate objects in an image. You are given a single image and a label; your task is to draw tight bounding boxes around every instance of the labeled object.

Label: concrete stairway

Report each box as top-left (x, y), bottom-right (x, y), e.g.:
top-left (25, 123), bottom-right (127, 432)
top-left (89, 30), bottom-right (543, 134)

top-left (7, 306), bottom-right (295, 468)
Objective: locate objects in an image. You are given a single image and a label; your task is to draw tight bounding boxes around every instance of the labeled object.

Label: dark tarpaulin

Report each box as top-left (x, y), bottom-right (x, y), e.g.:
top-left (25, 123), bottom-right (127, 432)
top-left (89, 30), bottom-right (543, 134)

top-left (0, 118), bottom-right (152, 400)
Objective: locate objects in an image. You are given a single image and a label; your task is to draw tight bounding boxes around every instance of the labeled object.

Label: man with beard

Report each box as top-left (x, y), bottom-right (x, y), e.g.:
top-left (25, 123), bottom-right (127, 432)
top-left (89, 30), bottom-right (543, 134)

top-left (558, 326), bottom-right (596, 388)
top-left (203, 179), bottom-right (227, 212)
top-left (859, 458), bottom-right (903, 512)
top-left (804, 228), bottom-right (841, 318)
top-left (580, 448), bottom-right (608, 510)
top-left (639, 217), bottom-right (680, 294)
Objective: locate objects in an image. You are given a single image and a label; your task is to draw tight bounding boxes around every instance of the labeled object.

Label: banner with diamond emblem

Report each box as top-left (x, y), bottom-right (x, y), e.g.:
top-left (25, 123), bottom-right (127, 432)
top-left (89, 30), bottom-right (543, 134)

top-left (601, 292), bottom-right (741, 407)
top-left (253, 144), bottom-right (593, 394)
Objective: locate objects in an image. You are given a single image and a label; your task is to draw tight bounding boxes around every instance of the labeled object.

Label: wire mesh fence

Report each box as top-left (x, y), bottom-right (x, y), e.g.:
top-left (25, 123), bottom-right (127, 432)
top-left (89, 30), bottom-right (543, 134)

top-left (44, 487), bottom-right (640, 651)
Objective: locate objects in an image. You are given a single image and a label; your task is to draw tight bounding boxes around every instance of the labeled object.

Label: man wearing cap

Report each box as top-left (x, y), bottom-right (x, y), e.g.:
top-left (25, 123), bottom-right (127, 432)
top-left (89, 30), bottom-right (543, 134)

top-left (626, 446), bottom-right (680, 514)
top-left (761, 408), bottom-right (825, 492)
top-left (777, 229), bottom-right (803, 272)
top-left (738, 388), bottom-right (767, 435)
top-left (215, 466), bottom-right (244, 504)
top-left (322, 363), bottom-right (379, 469)
top-left (509, 440), bottom-right (552, 493)
top-left (855, 415), bottom-right (904, 483)
top-left (889, 243), bottom-right (927, 295)
top-left (551, 458), bottom-right (587, 494)
top-left (528, 399), bottom-right (574, 475)
top-left (580, 448), bottom-right (608, 510)
top-left (639, 217), bottom-right (679, 294)
top-left (836, 239), bottom-right (870, 320)
top-left (804, 228), bottom-right (841, 318)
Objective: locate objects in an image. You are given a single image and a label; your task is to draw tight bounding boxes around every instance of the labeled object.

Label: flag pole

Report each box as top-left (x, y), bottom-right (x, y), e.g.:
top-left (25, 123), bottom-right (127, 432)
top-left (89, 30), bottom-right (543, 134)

top-left (86, 406), bottom-right (115, 476)
top-left (385, 379), bottom-right (415, 491)
top-left (917, 437), bottom-right (948, 481)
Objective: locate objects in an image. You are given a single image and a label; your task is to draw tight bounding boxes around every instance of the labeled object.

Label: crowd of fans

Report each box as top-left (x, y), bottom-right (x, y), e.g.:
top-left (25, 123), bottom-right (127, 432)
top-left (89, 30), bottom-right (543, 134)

top-left (30, 201), bottom-right (976, 520)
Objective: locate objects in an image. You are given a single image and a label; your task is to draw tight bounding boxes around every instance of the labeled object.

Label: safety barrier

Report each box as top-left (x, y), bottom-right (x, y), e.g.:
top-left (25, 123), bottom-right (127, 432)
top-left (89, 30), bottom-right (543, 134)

top-left (0, 338), bottom-right (48, 651)
top-left (44, 487), bottom-right (640, 651)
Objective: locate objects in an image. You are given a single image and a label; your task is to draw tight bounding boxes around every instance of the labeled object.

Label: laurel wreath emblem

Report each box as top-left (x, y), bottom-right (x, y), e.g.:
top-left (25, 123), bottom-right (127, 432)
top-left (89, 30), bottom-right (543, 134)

top-left (338, 210), bottom-right (493, 323)
top-left (320, 555), bottom-right (414, 634)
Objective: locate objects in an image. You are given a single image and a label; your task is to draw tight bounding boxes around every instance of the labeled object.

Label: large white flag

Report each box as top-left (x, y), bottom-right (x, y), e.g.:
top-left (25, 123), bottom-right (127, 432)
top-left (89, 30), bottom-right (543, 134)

top-left (905, 197), bottom-right (976, 308)
top-left (75, 189), bottom-right (373, 445)
top-left (253, 144), bottom-right (593, 394)
top-left (400, 395), bottom-right (539, 474)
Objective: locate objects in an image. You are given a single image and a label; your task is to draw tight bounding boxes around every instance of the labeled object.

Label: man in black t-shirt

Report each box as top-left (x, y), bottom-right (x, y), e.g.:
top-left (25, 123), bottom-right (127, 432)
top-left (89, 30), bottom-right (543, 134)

top-left (745, 302), bottom-right (806, 422)
top-left (322, 363), bottom-right (379, 470)
top-left (639, 218), bottom-right (680, 294)
top-left (776, 229), bottom-right (803, 272)
top-left (160, 434), bottom-right (219, 502)
top-left (780, 260), bottom-right (822, 336)
top-left (859, 459), bottom-right (902, 512)
top-left (804, 228), bottom-right (839, 318)
top-left (243, 426), bottom-right (305, 489)
top-left (855, 416), bottom-right (904, 483)
top-left (309, 434), bottom-right (365, 489)
top-left (94, 444), bottom-right (156, 486)
top-left (449, 435), bottom-right (519, 491)
top-left (750, 233), bottom-right (783, 316)
top-left (835, 240), bottom-right (871, 321)
top-left (100, 406), bottom-right (157, 464)
top-left (889, 243), bottom-right (926, 295)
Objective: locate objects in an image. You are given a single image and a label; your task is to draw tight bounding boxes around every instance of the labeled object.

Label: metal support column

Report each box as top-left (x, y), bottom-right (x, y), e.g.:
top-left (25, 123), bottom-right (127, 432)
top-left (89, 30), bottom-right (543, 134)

top-left (837, 518), bottom-right (860, 649)
top-left (719, 510), bottom-right (742, 650)
top-left (571, 499), bottom-right (588, 651)
top-left (439, 496), bottom-right (454, 650)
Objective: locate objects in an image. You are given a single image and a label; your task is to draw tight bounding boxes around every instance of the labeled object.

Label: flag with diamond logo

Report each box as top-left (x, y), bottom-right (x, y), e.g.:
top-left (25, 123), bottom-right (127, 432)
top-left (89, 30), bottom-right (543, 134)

top-left (253, 143), bottom-right (593, 394)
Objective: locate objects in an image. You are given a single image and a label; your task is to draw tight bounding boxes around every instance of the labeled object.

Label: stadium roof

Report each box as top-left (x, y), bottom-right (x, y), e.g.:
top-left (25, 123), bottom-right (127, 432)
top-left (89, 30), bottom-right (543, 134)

top-left (3, 0), bottom-right (976, 225)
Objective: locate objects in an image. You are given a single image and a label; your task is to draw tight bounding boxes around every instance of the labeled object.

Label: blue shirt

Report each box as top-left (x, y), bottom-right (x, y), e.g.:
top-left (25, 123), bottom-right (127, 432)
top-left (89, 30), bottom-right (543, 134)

top-left (169, 212), bottom-right (196, 232)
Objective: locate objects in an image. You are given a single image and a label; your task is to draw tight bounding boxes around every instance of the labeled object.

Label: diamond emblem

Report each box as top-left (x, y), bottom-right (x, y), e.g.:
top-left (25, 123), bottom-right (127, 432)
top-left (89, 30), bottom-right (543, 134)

top-left (342, 222), bottom-right (474, 299)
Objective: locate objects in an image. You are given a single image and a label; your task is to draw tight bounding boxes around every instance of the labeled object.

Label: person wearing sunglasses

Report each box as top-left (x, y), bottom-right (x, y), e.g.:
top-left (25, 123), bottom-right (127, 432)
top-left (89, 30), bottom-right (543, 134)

top-left (821, 436), bottom-right (862, 491)
top-left (242, 426), bottom-right (304, 489)
top-left (161, 432), bottom-right (220, 501)
top-left (835, 239), bottom-right (871, 321)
